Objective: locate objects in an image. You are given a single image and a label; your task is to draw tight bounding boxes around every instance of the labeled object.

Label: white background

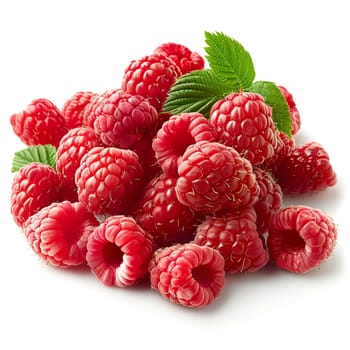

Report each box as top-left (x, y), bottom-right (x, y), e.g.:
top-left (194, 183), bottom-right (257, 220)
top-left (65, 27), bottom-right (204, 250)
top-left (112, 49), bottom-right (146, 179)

top-left (1, 1), bottom-right (349, 349)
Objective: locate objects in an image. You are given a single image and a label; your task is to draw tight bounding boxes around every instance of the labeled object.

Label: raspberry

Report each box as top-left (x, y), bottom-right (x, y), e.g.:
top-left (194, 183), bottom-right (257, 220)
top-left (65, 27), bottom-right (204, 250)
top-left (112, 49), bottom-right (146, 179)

top-left (148, 243), bottom-right (225, 307)
top-left (131, 173), bottom-right (203, 247)
top-left (56, 127), bottom-right (101, 201)
top-left (75, 147), bottom-right (144, 215)
top-left (130, 137), bottom-right (162, 182)
top-left (86, 215), bottom-right (154, 287)
top-left (253, 167), bottom-right (283, 233)
top-left (23, 201), bottom-right (99, 268)
top-left (176, 141), bottom-right (260, 213)
top-left (278, 85), bottom-right (301, 135)
top-left (194, 207), bottom-right (269, 273)
top-left (82, 94), bottom-right (104, 129)
top-left (210, 92), bottom-right (279, 165)
top-left (10, 98), bottom-right (68, 148)
top-left (61, 91), bottom-right (98, 129)
top-left (267, 206), bottom-right (337, 273)
top-left (275, 141), bottom-right (337, 193)
top-left (260, 131), bottom-right (295, 174)
top-left (93, 90), bottom-right (159, 148)
top-left (11, 162), bottom-right (61, 228)
top-left (153, 42), bottom-right (205, 75)
top-left (152, 112), bottom-right (217, 176)
top-left (82, 88), bottom-right (122, 129)
top-left (121, 53), bottom-right (181, 112)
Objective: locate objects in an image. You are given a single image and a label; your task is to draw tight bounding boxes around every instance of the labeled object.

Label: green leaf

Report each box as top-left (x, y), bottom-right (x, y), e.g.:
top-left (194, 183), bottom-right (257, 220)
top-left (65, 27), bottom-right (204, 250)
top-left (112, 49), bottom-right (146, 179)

top-left (205, 31), bottom-right (255, 90)
top-left (162, 69), bottom-right (235, 118)
top-left (249, 80), bottom-right (292, 137)
top-left (11, 144), bottom-right (57, 172)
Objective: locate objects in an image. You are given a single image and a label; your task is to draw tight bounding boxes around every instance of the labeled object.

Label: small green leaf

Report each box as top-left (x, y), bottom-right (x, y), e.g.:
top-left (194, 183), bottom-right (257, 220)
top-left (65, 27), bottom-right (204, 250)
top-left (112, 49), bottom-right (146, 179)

top-left (249, 81), bottom-right (293, 137)
top-left (205, 31), bottom-right (255, 90)
top-left (162, 69), bottom-right (235, 118)
top-left (11, 144), bottom-right (57, 172)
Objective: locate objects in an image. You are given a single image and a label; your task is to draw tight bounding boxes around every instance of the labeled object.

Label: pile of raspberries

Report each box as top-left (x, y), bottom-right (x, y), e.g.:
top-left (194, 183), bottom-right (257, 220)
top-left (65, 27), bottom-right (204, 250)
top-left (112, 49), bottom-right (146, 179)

top-left (10, 42), bottom-right (337, 308)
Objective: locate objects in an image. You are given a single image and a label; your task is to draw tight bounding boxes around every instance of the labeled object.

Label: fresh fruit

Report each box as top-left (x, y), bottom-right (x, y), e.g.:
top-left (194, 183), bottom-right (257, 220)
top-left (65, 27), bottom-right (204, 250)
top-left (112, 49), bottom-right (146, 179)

top-left (148, 242), bottom-right (225, 307)
top-left (194, 207), bottom-right (269, 273)
top-left (278, 85), bottom-right (301, 135)
top-left (23, 201), bottom-right (99, 268)
top-left (10, 98), bottom-right (68, 147)
top-left (121, 53), bottom-right (181, 112)
top-left (152, 112), bottom-right (217, 176)
top-left (11, 162), bottom-right (61, 227)
top-left (75, 147), bottom-right (144, 215)
top-left (62, 91), bottom-right (98, 129)
top-left (93, 90), bottom-right (159, 148)
top-left (260, 131), bottom-right (295, 174)
top-left (131, 173), bottom-right (203, 247)
top-left (153, 42), bottom-right (205, 75)
top-left (8, 31), bottom-right (340, 309)
top-left (86, 215), bottom-right (154, 287)
top-left (253, 167), bottom-right (283, 233)
top-left (175, 141), bottom-right (260, 213)
top-left (56, 127), bottom-right (101, 201)
top-left (275, 141), bottom-right (337, 193)
top-left (210, 92), bottom-right (279, 165)
top-left (267, 206), bottom-right (337, 273)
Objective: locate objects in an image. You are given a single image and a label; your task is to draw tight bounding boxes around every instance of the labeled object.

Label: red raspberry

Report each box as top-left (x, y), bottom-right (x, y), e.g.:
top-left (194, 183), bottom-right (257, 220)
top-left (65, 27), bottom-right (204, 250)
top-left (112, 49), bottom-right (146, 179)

top-left (56, 127), bottom-right (101, 201)
top-left (93, 90), bottom-right (159, 148)
top-left (130, 137), bottom-right (162, 182)
top-left (253, 167), bottom-right (283, 233)
top-left (278, 85), bottom-right (301, 135)
top-left (23, 201), bottom-right (99, 268)
top-left (153, 42), bottom-right (205, 75)
top-left (152, 112), bottom-right (217, 176)
top-left (121, 53), bottom-right (181, 112)
top-left (75, 147), bottom-right (144, 215)
top-left (11, 162), bottom-right (61, 228)
top-left (131, 173), bottom-right (203, 247)
top-left (82, 88), bottom-right (122, 129)
top-left (10, 98), bottom-right (68, 148)
top-left (176, 141), bottom-right (260, 213)
top-left (210, 92), bottom-right (279, 165)
top-left (267, 206), bottom-right (337, 273)
top-left (260, 131), bottom-right (295, 174)
top-left (275, 141), bottom-right (337, 193)
top-left (86, 215), bottom-right (154, 287)
top-left (194, 207), bottom-right (269, 273)
top-left (61, 91), bottom-right (98, 129)
top-left (148, 243), bottom-right (225, 308)
top-left (82, 95), bottom-right (104, 129)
